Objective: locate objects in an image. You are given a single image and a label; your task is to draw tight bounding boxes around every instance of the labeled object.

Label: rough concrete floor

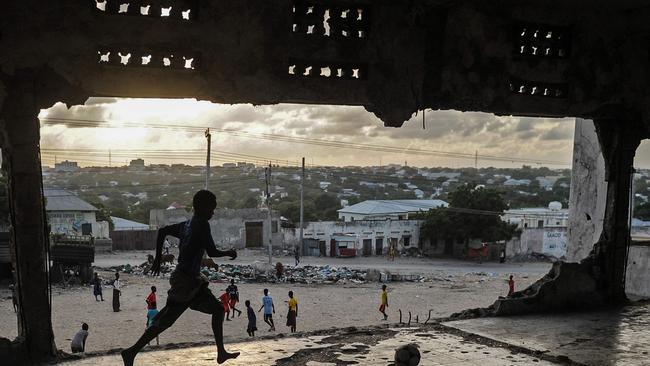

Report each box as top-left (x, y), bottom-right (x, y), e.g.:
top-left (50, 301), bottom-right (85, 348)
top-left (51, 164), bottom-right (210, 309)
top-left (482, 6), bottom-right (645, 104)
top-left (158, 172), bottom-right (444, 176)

top-left (445, 303), bottom-right (650, 366)
top-left (58, 326), bottom-right (561, 366)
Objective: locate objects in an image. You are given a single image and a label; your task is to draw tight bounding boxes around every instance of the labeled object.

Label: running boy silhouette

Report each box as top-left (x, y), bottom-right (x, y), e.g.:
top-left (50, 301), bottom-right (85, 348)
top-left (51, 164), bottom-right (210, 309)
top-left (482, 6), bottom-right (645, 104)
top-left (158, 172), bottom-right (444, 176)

top-left (121, 190), bottom-right (239, 365)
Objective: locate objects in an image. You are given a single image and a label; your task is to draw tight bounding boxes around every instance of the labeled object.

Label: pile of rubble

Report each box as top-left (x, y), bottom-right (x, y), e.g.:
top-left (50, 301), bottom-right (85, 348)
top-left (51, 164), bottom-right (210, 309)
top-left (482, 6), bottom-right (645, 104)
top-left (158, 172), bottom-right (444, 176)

top-left (102, 262), bottom-right (430, 284)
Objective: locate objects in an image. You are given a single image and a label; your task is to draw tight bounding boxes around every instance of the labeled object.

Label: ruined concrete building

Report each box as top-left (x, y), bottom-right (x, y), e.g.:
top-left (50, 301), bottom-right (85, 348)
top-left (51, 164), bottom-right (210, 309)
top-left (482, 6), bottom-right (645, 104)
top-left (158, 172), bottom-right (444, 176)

top-left (1, 0), bottom-right (650, 363)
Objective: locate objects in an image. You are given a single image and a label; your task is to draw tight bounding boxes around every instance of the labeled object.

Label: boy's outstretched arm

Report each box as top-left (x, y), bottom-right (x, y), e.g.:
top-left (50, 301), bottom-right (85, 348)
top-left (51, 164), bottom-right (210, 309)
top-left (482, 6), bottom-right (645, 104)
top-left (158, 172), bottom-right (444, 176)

top-left (206, 246), bottom-right (237, 260)
top-left (148, 223), bottom-right (182, 276)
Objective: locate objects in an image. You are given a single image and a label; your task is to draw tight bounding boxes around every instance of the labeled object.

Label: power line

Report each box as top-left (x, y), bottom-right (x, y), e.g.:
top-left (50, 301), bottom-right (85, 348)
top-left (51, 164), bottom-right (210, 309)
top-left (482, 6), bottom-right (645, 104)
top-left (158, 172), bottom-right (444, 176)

top-left (39, 117), bottom-right (571, 167)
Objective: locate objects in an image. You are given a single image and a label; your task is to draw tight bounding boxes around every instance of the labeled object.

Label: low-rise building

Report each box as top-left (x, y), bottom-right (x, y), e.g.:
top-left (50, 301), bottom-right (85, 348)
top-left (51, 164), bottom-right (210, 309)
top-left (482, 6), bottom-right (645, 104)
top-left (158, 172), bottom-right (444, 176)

top-left (150, 207), bottom-right (282, 249)
top-left (44, 188), bottom-right (108, 238)
top-left (337, 199), bottom-right (448, 222)
top-left (503, 202), bottom-right (570, 259)
top-left (283, 219), bottom-right (422, 256)
top-left (503, 202), bottom-right (569, 229)
top-left (54, 160), bottom-right (79, 172)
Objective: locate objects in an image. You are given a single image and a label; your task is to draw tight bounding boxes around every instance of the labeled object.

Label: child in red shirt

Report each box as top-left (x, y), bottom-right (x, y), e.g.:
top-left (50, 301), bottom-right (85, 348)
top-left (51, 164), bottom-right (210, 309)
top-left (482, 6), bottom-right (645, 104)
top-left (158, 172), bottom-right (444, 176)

top-left (220, 291), bottom-right (231, 321)
top-left (146, 286), bottom-right (157, 310)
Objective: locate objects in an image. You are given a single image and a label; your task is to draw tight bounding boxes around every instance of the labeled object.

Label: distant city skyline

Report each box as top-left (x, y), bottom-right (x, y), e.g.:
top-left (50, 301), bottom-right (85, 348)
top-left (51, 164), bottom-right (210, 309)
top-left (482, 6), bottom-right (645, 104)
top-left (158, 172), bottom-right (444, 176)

top-left (38, 98), bottom-right (650, 169)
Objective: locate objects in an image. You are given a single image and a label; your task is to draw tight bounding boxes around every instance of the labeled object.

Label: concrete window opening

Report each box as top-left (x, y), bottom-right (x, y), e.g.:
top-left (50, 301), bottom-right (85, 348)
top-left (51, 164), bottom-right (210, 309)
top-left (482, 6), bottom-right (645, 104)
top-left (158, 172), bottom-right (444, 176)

top-left (626, 139), bottom-right (650, 300)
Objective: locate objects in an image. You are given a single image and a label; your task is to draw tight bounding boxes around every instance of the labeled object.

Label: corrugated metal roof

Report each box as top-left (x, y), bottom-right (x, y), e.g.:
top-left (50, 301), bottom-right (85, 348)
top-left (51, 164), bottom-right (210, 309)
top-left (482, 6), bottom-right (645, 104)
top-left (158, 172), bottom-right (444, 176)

top-left (111, 216), bottom-right (149, 231)
top-left (44, 188), bottom-right (98, 211)
top-left (338, 199), bottom-right (448, 215)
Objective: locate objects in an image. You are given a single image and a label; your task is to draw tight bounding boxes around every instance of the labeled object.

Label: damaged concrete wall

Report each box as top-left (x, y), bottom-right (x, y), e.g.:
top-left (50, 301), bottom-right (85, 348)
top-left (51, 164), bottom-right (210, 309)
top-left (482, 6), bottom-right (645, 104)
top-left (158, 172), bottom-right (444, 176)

top-left (210, 208), bottom-right (282, 250)
top-left (626, 243), bottom-right (650, 299)
top-left (567, 118), bottom-right (607, 262)
top-left (5, 2), bottom-right (650, 128)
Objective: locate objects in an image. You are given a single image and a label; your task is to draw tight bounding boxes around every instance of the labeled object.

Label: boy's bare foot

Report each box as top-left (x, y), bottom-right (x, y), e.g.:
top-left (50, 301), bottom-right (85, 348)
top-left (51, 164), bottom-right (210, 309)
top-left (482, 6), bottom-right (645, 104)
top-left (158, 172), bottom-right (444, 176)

top-left (217, 351), bottom-right (240, 364)
top-left (121, 349), bottom-right (135, 366)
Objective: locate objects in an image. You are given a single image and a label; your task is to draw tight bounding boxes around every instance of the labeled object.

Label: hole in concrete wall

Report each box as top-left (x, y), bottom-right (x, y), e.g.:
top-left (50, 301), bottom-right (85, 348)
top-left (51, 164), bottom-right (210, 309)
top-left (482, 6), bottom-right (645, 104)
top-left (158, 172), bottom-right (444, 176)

top-left (585, 213), bottom-right (591, 221)
top-left (291, 1), bottom-right (369, 39)
top-left (515, 22), bottom-right (571, 59)
top-left (288, 58), bottom-right (366, 80)
top-left (510, 78), bottom-right (567, 99)
top-left (118, 52), bottom-right (131, 65)
top-left (94, 0), bottom-right (196, 21)
top-left (97, 49), bottom-right (200, 70)
top-left (98, 51), bottom-right (110, 63)
top-left (323, 9), bottom-right (331, 36)
top-left (183, 57), bottom-right (194, 69)
top-left (320, 67), bottom-right (331, 77)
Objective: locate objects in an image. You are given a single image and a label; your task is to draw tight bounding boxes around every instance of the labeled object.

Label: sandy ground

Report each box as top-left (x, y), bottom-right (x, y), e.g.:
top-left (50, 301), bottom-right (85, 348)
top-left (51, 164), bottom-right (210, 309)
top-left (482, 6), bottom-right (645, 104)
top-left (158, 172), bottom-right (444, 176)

top-left (0, 251), bottom-right (551, 354)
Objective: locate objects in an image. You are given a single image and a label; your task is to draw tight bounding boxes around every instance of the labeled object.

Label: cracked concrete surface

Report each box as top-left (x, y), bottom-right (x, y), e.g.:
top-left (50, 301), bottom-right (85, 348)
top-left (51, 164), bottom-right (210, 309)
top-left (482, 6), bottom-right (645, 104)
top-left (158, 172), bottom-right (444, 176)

top-left (58, 326), bottom-right (562, 366)
top-left (445, 303), bottom-right (650, 366)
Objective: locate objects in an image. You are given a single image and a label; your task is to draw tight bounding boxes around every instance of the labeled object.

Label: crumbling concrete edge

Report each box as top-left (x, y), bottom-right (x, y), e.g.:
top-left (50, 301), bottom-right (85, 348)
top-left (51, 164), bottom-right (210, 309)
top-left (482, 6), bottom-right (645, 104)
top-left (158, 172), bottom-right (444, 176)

top-left (449, 254), bottom-right (614, 320)
top-left (433, 323), bottom-right (590, 366)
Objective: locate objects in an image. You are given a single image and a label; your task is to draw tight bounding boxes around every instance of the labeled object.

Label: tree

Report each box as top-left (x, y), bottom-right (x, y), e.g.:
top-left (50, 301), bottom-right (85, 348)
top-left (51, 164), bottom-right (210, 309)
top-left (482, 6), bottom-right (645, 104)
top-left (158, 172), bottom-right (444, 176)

top-left (635, 202), bottom-right (650, 221)
top-left (420, 185), bottom-right (520, 248)
top-left (90, 201), bottom-right (115, 231)
top-left (239, 194), bottom-right (260, 209)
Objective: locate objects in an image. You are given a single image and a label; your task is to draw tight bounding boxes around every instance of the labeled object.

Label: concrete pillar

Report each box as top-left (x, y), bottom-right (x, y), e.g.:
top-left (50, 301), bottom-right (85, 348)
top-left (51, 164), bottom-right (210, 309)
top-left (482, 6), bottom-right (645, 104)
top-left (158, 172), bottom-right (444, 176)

top-left (567, 119), bottom-right (607, 262)
top-left (0, 81), bottom-right (56, 362)
top-left (593, 119), bottom-right (641, 302)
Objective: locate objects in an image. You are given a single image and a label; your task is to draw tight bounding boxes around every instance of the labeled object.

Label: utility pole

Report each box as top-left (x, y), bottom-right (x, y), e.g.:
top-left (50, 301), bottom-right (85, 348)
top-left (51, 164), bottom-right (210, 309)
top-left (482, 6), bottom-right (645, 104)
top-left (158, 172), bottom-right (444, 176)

top-left (108, 149), bottom-right (111, 167)
top-left (299, 157), bottom-right (305, 259)
top-left (265, 163), bottom-right (272, 266)
top-left (474, 150), bottom-right (478, 169)
top-left (205, 128), bottom-right (211, 190)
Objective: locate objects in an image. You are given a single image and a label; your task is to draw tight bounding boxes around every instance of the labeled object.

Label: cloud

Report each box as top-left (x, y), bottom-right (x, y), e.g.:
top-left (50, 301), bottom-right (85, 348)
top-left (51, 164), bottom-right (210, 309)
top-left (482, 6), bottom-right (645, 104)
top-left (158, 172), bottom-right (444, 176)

top-left (36, 98), bottom-right (605, 168)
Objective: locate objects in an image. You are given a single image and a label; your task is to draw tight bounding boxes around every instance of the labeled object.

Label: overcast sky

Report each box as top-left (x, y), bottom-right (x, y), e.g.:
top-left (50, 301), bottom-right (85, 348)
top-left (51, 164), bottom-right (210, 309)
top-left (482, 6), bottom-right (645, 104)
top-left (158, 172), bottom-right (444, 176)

top-left (38, 98), bottom-right (650, 169)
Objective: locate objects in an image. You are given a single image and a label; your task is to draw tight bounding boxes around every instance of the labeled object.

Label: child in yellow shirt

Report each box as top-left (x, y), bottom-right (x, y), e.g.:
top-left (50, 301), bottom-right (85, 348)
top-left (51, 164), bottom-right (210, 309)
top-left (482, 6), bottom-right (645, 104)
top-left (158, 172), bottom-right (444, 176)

top-left (286, 291), bottom-right (298, 333)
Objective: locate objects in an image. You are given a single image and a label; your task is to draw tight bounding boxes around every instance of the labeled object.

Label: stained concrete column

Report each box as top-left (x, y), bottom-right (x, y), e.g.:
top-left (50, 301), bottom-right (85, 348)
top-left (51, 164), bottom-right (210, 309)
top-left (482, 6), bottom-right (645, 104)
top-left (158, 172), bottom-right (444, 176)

top-left (0, 81), bottom-right (56, 362)
top-left (567, 119), bottom-right (607, 262)
top-left (593, 119), bottom-right (642, 302)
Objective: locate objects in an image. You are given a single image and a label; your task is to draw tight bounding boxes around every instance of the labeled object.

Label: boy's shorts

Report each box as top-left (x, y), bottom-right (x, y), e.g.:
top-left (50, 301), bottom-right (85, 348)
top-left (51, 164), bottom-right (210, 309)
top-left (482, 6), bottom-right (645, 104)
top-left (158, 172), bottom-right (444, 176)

top-left (264, 314), bottom-right (273, 322)
top-left (379, 304), bottom-right (386, 312)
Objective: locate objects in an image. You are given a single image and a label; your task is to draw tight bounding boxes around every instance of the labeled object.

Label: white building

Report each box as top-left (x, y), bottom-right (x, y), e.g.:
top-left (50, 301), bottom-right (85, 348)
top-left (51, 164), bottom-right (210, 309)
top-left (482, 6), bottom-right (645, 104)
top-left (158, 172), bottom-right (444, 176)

top-left (337, 199), bottom-right (448, 222)
top-left (284, 220), bottom-right (422, 256)
top-left (44, 188), bottom-right (108, 238)
top-left (503, 201), bottom-right (569, 229)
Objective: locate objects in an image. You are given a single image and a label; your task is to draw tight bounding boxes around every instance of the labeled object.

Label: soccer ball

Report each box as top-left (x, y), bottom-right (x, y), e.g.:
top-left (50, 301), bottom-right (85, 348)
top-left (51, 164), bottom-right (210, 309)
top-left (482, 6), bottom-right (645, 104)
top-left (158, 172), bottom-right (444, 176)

top-left (394, 343), bottom-right (420, 366)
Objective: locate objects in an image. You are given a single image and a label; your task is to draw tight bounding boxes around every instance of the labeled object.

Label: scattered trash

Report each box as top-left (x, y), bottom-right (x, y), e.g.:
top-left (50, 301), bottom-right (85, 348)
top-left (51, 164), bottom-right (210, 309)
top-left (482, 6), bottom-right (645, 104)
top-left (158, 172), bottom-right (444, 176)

top-left (102, 261), bottom-right (435, 285)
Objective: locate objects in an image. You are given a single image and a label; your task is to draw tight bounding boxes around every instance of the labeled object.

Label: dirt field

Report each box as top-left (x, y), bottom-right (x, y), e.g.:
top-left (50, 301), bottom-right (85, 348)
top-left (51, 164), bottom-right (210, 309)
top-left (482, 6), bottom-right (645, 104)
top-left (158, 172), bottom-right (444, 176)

top-left (0, 252), bottom-right (550, 353)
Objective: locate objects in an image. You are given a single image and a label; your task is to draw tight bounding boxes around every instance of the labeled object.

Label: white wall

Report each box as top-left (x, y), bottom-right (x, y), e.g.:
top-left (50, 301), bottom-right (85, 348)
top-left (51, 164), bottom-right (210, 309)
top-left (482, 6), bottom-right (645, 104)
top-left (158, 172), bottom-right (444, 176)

top-left (506, 227), bottom-right (568, 259)
top-left (47, 210), bottom-right (97, 236)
